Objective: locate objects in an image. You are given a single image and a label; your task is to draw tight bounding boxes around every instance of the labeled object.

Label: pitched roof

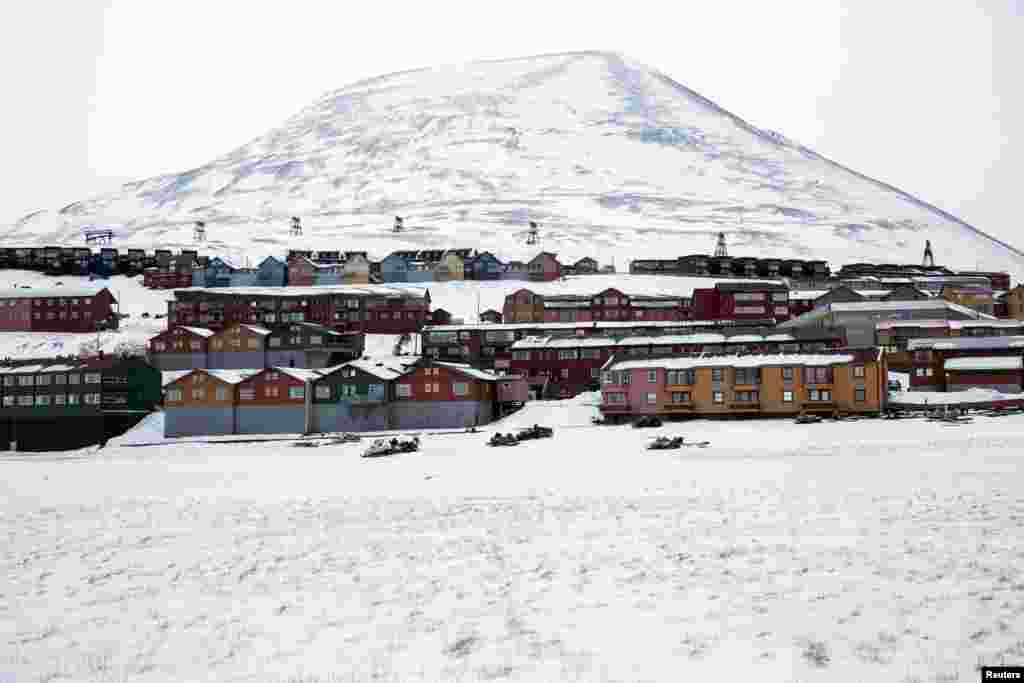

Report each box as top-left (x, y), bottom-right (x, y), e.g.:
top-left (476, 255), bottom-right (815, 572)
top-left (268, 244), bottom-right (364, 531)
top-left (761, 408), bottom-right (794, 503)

top-left (433, 361), bottom-right (501, 381)
top-left (271, 367), bottom-right (325, 382)
top-left (0, 286), bottom-right (108, 300)
top-left (180, 326), bottom-right (217, 338)
top-left (944, 356), bottom-right (1023, 372)
top-left (908, 336), bottom-right (1024, 351)
top-left (332, 357), bottom-right (415, 381)
top-left (164, 368), bottom-right (258, 386)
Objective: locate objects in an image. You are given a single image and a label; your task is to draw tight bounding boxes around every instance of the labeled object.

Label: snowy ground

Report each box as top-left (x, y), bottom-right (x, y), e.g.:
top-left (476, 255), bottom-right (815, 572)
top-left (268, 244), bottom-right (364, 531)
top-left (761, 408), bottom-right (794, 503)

top-left (3, 399), bottom-right (1024, 682)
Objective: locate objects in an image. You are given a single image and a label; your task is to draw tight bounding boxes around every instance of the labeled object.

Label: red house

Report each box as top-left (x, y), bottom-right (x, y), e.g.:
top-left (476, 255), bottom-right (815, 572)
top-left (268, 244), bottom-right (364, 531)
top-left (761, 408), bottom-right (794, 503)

top-left (287, 256), bottom-right (316, 287)
top-left (0, 287), bottom-right (118, 332)
top-left (528, 252), bottom-right (562, 282)
top-left (692, 282), bottom-right (790, 322)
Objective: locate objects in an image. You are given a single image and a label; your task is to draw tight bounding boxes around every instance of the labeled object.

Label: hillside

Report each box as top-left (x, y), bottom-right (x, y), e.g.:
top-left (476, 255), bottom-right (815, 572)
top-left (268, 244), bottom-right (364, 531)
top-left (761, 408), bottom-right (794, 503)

top-left (7, 51), bottom-right (1023, 278)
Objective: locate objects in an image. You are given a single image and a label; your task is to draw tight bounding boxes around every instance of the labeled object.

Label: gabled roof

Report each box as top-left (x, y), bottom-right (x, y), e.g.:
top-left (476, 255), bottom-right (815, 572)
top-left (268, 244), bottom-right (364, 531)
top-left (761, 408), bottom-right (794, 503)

top-left (164, 368), bottom-right (257, 387)
top-left (433, 361), bottom-right (501, 381)
top-left (319, 357), bottom-right (414, 381)
top-left (606, 353), bottom-right (856, 373)
top-left (180, 326), bottom-right (217, 338)
top-left (271, 367), bottom-right (325, 382)
top-left (0, 286), bottom-right (108, 300)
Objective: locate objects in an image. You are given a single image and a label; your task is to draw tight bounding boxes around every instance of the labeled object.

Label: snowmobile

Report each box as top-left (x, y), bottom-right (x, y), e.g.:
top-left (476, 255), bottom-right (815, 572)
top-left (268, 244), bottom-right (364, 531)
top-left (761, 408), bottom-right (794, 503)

top-left (362, 438), bottom-right (402, 458)
top-left (632, 415), bottom-right (662, 428)
top-left (488, 432), bottom-right (520, 447)
top-left (292, 440), bottom-right (321, 448)
top-left (794, 414), bottom-right (823, 425)
top-left (330, 432), bottom-right (362, 444)
top-left (515, 424), bottom-right (553, 441)
top-left (395, 436), bottom-right (421, 453)
top-left (647, 436), bottom-right (684, 450)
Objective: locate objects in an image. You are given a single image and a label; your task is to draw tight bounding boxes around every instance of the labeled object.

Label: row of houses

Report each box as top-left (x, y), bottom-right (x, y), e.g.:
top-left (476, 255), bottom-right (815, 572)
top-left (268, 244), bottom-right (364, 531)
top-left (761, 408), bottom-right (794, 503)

top-left (0, 246), bottom-right (212, 278)
top-left (0, 354), bottom-right (162, 451)
top-left (162, 359), bottom-right (529, 437)
top-left (0, 287), bottom-right (119, 333)
top-left (379, 250), bottom-right (589, 283)
top-left (630, 255), bottom-right (830, 281)
top-left (419, 320), bottom-right (780, 369)
top-left (146, 324), bottom-right (366, 371)
top-left (598, 350), bottom-right (887, 420)
top-left (166, 285), bottom-right (431, 335)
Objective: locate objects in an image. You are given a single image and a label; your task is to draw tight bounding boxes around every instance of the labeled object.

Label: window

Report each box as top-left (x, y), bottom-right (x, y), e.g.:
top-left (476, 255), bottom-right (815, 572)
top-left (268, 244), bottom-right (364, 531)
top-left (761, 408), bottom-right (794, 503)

top-left (265, 386), bottom-right (279, 398)
top-left (558, 349), bottom-right (579, 360)
top-left (191, 388), bottom-right (205, 400)
top-left (239, 388), bottom-right (255, 401)
top-left (18, 375), bottom-right (33, 387)
top-left (35, 395), bottom-right (50, 406)
top-left (713, 391), bottom-right (724, 403)
top-left (580, 348), bottom-right (602, 360)
top-left (166, 388), bottom-right (182, 402)
top-left (645, 392), bottom-right (657, 404)
top-left (67, 393), bottom-right (80, 405)
top-left (782, 367), bottom-right (793, 381)
top-left (153, 341), bottom-right (166, 352)
top-left (803, 367), bottom-right (832, 384)
top-left (247, 339), bottom-right (260, 350)
top-left (560, 368), bottom-right (569, 378)
top-left (84, 393), bottom-right (101, 405)
top-left (267, 372), bottom-right (280, 381)
top-left (315, 385), bottom-right (331, 399)
top-left (18, 395), bottom-right (33, 406)
top-left (1, 396), bottom-right (12, 407)
top-left (733, 390), bottom-right (759, 402)
top-left (68, 374), bottom-right (80, 385)
top-left (711, 368), bottom-right (724, 382)
top-left (85, 373), bottom-right (101, 384)
top-left (215, 387), bottom-right (228, 401)
top-left (310, 335), bottom-right (322, 345)
top-left (855, 387), bottom-right (866, 402)
top-left (926, 368), bottom-right (933, 377)
top-left (289, 386), bottom-right (305, 399)
top-left (604, 392), bottom-right (627, 404)
top-left (647, 370), bottom-right (658, 383)
top-left (54, 394), bottom-right (66, 406)
top-left (453, 382), bottom-right (468, 396)
top-left (269, 338), bottom-right (282, 348)
top-left (853, 366), bottom-right (865, 378)
top-left (733, 292), bottom-right (766, 302)
top-left (734, 306), bottom-right (766, 314)
top-left (783, 390), bottom-right (793, 403)
top-left (340, 384), bottom-right (357, 397)
top-left (3, 376), bottom-right (15, 387)
top-left (189, 341), bottom-right (202, 351)
top-left (670, 391), bottom-right (690, 403)
top-left (396, 384), bottom-right (411, 398)
top-left (808, 389), bottom-right (832, 402)
top-left (211, 339), bottom-right (223, 351)
top-left (512, 350), bottom-right (530, 361)
top-left (84, 298), bottom-right (92, 305)
top-left (734, 368), bottom-right (760, 385)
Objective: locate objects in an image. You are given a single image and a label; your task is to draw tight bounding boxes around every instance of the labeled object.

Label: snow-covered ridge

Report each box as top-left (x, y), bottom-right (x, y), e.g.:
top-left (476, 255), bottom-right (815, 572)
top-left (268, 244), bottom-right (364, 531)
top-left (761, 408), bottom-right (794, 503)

top-left (6, 51), bottom-right (1023, 280)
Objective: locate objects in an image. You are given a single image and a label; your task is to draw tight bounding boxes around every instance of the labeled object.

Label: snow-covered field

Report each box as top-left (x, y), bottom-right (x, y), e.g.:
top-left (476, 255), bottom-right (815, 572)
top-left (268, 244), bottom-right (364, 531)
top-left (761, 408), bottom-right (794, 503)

top-left (3, 398), bottom-right (1024, 682)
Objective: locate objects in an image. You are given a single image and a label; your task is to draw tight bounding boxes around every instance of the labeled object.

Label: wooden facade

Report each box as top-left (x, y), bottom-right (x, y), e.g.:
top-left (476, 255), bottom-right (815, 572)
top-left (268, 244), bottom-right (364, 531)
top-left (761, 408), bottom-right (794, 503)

top-left (0, 287), bottom-right (118, 332)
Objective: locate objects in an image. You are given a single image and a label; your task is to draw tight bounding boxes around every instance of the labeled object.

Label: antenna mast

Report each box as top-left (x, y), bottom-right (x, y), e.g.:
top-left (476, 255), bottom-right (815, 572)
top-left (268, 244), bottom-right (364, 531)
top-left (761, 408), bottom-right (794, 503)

top-left (714, 232), bottom-right (729, 258)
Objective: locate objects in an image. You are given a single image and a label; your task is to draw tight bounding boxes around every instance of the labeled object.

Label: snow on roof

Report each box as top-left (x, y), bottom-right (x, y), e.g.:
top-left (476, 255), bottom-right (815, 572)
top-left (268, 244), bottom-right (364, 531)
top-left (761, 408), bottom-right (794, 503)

top-left (0, 286), bottom-right (107, 299)
top-left (944, 356), bottom-right (1023, 372)
top-left (180, 326), bottom-right (217, 338)
top-left (434, 361), bottom-right (501, 381)
top-left (424, 320), bottom-right (716, 333)
top-left (336, 358), bottom-right (412, 381)
top-left (240, 325), bottom-right (273, 336)
top-left (271, 367), bottom-right (324, 382)
top-left (6, 364), bottom-right (45, 374)
top-left (509, 332), bottom-right (796, 350)
top-left (205, 369), bottom-right (259, 384)
top-left (948, 319), bottom-right (1024, 330)
top-left (764, 334), bottom-right (797, 342)
top-left (726, 334), bottom-right (765, 343)
top-left (607, 354), bottom-right (855, 372)
top-left (908, 335), bottom-right (1024, 351)
top-left (161, 370), bottom-right (191, 387)
top-left (176, 284), bottom-right (426, 298)
top-left (875, 320), bottom-right (954, 330)
top-left (789, 290), bottom-right (829, 300)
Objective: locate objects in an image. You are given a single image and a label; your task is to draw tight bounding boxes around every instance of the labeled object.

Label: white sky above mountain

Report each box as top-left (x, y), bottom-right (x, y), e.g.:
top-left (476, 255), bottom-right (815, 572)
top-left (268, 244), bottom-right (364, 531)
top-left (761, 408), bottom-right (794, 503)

top-left (2, 0), bottom-right (1021, 249)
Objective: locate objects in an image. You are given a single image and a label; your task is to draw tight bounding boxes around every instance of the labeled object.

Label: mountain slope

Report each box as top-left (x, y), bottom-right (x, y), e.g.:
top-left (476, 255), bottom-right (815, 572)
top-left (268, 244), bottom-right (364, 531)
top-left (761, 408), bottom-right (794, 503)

top-left (9, 51), bottom-right (1023, 278)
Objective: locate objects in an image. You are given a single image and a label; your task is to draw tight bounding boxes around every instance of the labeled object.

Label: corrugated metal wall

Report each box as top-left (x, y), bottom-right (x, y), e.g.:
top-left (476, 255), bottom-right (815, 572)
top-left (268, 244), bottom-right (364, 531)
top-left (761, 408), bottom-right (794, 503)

top-left (208, 350), bottom-right (265, 370)
top-left (390, 400), bottom-right (492, 429)
top-left (148, 353), bottom-right (208, 371)
top-left (165, 406), bottom-right (235, 437)
top-left (236, 405), bottom-right (306, 435)
top-left (312, 403), bottom-right (392, 433)
top-left (266, 350), bottom-right (307, 368)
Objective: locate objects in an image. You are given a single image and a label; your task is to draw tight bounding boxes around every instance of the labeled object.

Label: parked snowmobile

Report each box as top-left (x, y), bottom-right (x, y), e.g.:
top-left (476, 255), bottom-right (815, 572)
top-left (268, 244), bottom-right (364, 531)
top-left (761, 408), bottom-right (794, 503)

top-left (331, 432), bottom-right (362, 444)
top-left (488, 432), bottom-right (520, 447)
top-left (362, 438), bottom-right (396, 458)
top-left (647, 436), bottom-right (684, 450)
top-left (794, 413), bottom-right (822, 425)
top-left (632, 415), bottom-right (662, 428)
top-left (515, 424), bottom-right (553, 441)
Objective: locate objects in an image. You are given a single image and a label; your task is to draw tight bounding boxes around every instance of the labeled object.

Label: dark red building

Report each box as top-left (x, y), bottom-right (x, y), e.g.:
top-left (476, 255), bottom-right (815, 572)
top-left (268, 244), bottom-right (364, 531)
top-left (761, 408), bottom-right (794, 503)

top-left (0, 287), bottom-right (118, 332)
top-left (167, 286), bottom-right (430, 335)
top-left (692, 281), bottom-right (791, 322)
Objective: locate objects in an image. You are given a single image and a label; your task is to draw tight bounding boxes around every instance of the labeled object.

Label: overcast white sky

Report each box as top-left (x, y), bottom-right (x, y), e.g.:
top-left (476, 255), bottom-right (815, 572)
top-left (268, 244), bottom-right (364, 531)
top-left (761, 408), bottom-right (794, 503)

top-left (2, 1), bottom-right (1021, 245)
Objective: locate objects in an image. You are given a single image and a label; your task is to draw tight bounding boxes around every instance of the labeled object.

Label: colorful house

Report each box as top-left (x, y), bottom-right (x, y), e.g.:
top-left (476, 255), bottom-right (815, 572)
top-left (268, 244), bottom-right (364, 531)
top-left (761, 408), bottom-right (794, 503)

top-left (528, 252), bottom-right (562, 282)
top-left (162, 369), bottom-right (256, 437)
top-left (465, 251), bottom-right (504, 280)
top-left (235, 367), bottom-right (322, 434)
top-left (310, 358), bottom-right (413, 432)
top-left (0, 287), bottom-right (119, 333)
top-left (255, 256), bottom-right (287, 287)
top-left (148, 326), bottom-right (216, 370)
top-left (599, 351), bottom-right (886, 421)
top-left (391, 361), bottom-right (501, 429)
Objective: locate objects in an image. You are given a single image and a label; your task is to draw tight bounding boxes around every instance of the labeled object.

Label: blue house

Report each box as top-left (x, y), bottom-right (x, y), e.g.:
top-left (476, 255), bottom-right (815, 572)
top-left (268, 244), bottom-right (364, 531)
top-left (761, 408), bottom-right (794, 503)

top-left (466, 251), bottom-right (503, 280)
top-left (380, 252), bottom-right (412, 283)
top-left (255, 256), bottom-right (287, 287)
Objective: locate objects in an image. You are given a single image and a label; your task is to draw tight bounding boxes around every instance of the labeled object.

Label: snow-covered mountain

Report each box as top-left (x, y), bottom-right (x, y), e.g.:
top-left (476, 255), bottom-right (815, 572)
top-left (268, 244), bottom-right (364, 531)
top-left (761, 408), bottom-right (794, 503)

top-left (8, 51), bottom-right (1023, 277)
